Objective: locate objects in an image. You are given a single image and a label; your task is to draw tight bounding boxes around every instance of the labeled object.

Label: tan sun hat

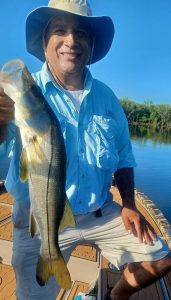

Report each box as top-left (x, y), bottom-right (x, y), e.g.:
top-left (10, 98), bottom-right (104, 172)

top-left (26, 0), bottom-right (115, 64)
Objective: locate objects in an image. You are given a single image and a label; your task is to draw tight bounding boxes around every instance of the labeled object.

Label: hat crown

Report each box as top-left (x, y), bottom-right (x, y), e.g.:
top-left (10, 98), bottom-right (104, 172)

top-left (48, 0), bottom-right (92, 16)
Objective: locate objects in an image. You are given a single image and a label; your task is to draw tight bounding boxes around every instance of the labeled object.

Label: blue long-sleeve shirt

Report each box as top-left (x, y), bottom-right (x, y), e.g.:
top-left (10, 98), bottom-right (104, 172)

top-left (5, 63), bottom-right (136, 214)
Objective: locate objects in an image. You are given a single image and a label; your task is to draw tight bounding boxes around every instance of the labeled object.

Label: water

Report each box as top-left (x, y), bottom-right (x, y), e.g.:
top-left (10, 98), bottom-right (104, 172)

top-left (131, 126), bottom-right (171, 223)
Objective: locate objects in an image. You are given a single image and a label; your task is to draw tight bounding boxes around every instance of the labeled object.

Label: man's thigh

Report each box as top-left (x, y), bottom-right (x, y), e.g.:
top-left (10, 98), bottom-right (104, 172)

top-left (78, 200), bottom-right (170, 269)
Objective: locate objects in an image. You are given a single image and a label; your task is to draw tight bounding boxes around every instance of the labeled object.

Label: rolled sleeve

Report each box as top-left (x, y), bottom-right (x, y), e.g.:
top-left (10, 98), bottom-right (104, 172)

top-left (117, 120), bottom-right (136, 169)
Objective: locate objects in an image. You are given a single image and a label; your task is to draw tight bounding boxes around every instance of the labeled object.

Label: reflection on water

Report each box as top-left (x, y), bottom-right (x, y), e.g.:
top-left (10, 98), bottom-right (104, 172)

top-left (130, 125), bottom-right (171, 223)
top-left (130, 125), bottom-right (171, 145)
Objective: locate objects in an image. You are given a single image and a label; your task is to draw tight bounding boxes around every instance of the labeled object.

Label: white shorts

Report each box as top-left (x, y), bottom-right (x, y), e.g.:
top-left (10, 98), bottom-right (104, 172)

top-left (12, 199), bottom-right (170, 300)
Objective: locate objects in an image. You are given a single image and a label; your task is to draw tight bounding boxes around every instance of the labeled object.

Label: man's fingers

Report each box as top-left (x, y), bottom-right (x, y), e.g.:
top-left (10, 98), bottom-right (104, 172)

top-left (0, 92), bottom-right (15, 122)
top-left (134, 219), bottom-right (143, 243)
top-left (0, 96), bottom-right (15, 106)
top-left (123, 217), bottom-right (132, 234)
top-left (0, 107), bottom-right (15, 122)
top-left (143, 224), bottom-right (156, 245)
top-left (143, 228), bottom-right (153, 245)
top-left (0, 86), bottom-right (5, 93)
top-left (146, 224), bottom-right (156, 241)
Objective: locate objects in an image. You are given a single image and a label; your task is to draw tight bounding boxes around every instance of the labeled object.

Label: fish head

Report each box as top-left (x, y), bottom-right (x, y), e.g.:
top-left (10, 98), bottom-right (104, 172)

top-left (0, 59), bottom-right (51, 135)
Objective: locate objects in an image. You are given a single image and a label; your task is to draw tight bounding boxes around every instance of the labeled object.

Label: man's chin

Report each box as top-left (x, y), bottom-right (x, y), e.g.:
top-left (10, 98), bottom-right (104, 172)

top-left (61, 64), bottom-right (83, 75)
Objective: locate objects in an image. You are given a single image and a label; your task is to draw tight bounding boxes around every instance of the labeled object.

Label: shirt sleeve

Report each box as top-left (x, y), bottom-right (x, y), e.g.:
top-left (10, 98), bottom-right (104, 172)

top-left (6, 121), bottom-right (16, 157)
top-left (117, 112), bottom-right (137, 170)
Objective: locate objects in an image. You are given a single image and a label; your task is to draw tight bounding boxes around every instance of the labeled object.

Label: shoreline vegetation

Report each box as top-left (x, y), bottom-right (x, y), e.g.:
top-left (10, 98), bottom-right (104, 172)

top-left (120, 98), bottom-right (171, 129)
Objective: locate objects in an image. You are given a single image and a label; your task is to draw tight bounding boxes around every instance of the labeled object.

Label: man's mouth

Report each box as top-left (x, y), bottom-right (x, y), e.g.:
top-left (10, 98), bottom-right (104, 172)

top-left (61, 52), bottom-right (80, 60)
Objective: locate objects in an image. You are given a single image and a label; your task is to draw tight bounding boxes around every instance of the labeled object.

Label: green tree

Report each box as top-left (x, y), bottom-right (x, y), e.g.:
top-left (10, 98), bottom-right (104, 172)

top-left (120, 98), bottom-right (171, 128)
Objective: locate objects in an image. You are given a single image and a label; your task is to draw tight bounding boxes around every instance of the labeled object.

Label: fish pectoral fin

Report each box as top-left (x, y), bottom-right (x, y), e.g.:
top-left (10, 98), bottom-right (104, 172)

top-left (29, 211), bottom-right (39, 238)
top-left (36, 254), bottom-right (72, 289)
top-left (59, 198), bottom-right (76, 233)
top-left (19, 148), bottom-right (29, 182)
top-left (28, 135), bottom-right (48, 168)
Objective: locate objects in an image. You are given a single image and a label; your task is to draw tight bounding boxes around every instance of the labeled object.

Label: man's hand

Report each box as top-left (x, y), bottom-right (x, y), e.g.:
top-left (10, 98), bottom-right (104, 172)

top-left (121, 207), bottom-right (156, 245)
top-left (0, 87), bottom-right (15, 122)
top-left (0, 87), bottom-right (15, 143)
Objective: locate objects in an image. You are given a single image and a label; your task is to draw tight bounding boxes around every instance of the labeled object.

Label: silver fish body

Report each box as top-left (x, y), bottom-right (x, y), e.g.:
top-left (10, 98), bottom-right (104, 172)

top-left (30, 118), bottom-right (66, 258)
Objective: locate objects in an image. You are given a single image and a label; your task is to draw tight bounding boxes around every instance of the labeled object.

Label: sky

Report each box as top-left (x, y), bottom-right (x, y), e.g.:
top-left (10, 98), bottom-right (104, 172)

top-left (0, 0), bottom-right (171, 104)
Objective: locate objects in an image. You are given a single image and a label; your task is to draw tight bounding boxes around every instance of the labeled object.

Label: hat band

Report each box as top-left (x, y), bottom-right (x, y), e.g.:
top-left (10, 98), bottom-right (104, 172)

top-left (48, 2), bottom-right (92, 16)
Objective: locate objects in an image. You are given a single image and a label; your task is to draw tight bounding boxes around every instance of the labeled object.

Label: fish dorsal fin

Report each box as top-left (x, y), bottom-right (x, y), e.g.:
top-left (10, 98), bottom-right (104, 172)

top-left (29, 210), bottom-right (39, 238)
top-left (59, 198), bottom-right (76, 233)
top-left (19, 148), bottom-right (29, 182)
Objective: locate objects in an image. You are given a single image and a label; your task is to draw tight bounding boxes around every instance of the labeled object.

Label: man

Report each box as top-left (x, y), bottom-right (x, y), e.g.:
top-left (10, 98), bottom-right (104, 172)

top-left (0, 1), bottom-right (171, 299)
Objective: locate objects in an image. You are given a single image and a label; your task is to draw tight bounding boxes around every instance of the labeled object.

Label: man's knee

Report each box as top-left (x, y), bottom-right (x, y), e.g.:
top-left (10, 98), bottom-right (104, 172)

top-left (148, 252), bottom-right (171, 278)
top-left (11, 252), bottom-right (26, 271)
top-left (128, 252), bottom-right (171, 280)
top-left (157, 252), bottom-right (171, 271)
top-left (12, 249), bottom-right (38, 273)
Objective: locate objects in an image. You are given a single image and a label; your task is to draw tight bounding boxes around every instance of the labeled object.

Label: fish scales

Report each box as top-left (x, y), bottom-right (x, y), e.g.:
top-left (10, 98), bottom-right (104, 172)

top-left (29, 118), bottom-right (66, 256)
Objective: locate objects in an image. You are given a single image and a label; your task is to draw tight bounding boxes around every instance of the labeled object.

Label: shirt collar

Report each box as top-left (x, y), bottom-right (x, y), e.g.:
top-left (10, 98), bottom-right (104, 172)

top-left (40, 62), bottom-right (93, 97)
top-left (40, 62), bottom-right (54, 94)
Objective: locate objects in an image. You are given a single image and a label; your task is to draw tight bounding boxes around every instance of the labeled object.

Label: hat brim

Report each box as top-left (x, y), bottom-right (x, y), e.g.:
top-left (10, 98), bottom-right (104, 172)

top-left (26, 6), bottom-right (114, 64)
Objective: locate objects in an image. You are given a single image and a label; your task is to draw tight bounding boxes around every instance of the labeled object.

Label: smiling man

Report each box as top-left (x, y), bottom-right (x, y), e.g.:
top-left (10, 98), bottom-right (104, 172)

top-left (0, 1), bottom-right (171, 300)
top-left (44, 14), bottom-right (93, 88)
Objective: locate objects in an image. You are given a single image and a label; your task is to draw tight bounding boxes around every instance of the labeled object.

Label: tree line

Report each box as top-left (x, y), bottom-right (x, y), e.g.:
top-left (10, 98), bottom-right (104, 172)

top-left (120, 98), bottom-right (171, 128)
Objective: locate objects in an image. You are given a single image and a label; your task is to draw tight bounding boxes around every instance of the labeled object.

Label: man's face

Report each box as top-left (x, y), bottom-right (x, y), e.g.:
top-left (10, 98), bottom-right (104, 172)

top-left (44, 13), bottom-right (93, 77)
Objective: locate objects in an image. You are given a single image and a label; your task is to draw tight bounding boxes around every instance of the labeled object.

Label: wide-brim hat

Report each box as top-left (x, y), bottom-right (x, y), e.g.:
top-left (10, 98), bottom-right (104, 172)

top-left (26, 0), bottom-right (115, 64)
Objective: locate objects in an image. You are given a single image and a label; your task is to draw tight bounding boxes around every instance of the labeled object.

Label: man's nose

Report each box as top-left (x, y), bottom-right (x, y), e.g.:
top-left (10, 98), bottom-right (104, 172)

top-left (64, 32), bottom-right (77, 47)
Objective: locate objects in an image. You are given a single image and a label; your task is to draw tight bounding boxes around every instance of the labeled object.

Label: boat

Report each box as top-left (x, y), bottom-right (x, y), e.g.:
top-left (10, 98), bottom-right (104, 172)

top-left (0, 181), bottom-right (171, 299)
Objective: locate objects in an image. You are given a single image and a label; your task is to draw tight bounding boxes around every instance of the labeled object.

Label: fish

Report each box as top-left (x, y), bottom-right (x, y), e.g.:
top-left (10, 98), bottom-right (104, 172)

top-left (0, 59), bottom-right (75, 289)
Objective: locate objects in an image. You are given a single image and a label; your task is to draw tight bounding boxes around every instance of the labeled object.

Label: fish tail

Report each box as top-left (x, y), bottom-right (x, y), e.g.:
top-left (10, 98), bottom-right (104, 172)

top-left (36, 254), bottom-right (72, 289)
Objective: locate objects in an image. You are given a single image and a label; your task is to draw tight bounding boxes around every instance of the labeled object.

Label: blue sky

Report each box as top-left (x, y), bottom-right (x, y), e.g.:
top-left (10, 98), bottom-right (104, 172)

top-left (0, 0), bottom-right (171, 104)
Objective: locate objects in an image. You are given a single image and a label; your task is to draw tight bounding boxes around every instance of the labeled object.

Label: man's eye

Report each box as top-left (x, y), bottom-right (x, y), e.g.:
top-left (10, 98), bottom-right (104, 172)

top-left (76, 30), bottom-right (88, 38)
top-left (54, 29), bottom-right (65, 35)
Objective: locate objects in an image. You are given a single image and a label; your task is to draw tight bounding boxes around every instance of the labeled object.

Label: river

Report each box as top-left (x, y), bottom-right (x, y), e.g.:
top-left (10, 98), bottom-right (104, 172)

top-left (131, 126), bottom-right (171, 223)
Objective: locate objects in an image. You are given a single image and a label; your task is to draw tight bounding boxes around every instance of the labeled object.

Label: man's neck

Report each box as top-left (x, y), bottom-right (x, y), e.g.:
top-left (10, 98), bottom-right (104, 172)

top-left (56, 75), bottom-right (84, 91)
top-left (47, 63), bottom-right (85, 91)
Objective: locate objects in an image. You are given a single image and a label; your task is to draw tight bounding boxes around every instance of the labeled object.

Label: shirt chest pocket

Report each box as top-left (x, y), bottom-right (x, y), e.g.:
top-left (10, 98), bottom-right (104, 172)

top-left (84, 115), bottom-right (119, 172)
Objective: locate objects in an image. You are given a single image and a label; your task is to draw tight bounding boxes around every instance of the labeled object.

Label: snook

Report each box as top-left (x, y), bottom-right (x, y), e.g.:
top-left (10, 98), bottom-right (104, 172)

top-left (0, 59), bottom-right (75, 289)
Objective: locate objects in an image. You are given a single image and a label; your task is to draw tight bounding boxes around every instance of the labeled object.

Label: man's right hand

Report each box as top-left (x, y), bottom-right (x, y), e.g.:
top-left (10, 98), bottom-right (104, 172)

top-left (0, 86), bottom-right (15, 143)
top-left (0, 87), bottom-right (15, 122)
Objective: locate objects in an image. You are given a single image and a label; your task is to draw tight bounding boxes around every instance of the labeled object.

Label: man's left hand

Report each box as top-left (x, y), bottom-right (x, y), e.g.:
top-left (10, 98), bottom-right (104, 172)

top-left (121, 207), bottom-right (156, 245)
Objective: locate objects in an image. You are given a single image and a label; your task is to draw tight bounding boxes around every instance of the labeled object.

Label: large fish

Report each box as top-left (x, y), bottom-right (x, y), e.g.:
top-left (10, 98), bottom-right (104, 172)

top-left (0, 59), bottom-right (75, 289)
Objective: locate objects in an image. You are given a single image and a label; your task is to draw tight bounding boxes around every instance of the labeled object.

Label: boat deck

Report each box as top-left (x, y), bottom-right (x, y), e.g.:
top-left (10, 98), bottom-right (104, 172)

top-left (0, 186), bottom-right (171, 300)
